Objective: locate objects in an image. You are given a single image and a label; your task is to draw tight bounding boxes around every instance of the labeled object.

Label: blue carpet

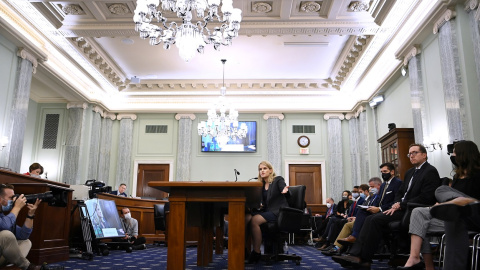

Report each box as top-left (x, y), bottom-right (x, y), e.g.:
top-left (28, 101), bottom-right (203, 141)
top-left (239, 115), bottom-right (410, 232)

top-left (48, 244), bottom-right (395, 269)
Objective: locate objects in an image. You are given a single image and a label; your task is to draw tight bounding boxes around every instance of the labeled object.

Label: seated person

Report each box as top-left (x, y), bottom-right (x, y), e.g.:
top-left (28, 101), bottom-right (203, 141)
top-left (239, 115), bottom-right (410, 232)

top-left (120, 207), bottom-right (146, 250)
top-left (401, 140), bottom-right (480, 270)
top-left (312, 197), bottom-right (336, 241)
top-left (314, 190), bottom-right (352, 245)
top-left (24, 163), bottom-right (43, 178)
top-left (111, 183), bottom-right (128, 197)
top-left (0, 184), bottom-right (43, 270)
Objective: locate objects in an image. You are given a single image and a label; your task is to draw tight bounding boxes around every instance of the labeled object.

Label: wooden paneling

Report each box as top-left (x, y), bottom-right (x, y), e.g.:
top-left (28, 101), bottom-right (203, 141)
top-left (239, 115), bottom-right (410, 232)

top-left (288, 164), bottom-right (323, 214)
top-left (378, 128), bottom-right (415, 181)
top-left (137, 164), bottom-right (169, 199)
top-left (0, 169), bottom-right (72, 264)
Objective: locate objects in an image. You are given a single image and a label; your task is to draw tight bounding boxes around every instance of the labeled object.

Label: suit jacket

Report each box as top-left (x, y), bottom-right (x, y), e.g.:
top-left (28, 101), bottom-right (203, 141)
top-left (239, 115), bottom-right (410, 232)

top-left (325, 203), bottom-right (337, 219)
top-left (110, 190), bottom-right (127, 197)
top-left (377, 177), bottom-right (402, 211)
top-left (348, 197), bottom-right (365, 217)
top-left (395, 162), bottom-right (441, 209)
top-left (264, 176), bottom-right (290, 215)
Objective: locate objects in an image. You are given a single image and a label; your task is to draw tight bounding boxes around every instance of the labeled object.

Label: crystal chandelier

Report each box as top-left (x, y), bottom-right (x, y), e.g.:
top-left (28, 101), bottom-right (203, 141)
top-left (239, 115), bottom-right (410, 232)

top-left (133, 0), bottom-right (242, 62)
top-left (198, 59), bottom-right (247, 145)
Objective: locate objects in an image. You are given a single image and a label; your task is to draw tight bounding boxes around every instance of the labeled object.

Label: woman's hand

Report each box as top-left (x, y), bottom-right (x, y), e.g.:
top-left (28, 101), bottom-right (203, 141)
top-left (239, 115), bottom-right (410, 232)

top-left (281, 186), bottom-right (289, 194)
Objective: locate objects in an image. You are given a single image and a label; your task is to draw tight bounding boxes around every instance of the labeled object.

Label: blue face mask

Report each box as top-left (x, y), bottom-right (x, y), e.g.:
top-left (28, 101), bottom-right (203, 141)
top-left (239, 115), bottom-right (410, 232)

top-left (2, 200), bottom-right (13, 212)
top-left (370, 188), bottom-right (378, 195)
top-left (359, 193), bottom-right (366, 199)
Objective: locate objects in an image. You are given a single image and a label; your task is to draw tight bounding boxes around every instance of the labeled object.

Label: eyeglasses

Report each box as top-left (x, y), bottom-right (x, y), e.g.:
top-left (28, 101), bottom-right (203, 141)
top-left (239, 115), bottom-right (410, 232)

top-left (407, 151), bottom-right (420, 158)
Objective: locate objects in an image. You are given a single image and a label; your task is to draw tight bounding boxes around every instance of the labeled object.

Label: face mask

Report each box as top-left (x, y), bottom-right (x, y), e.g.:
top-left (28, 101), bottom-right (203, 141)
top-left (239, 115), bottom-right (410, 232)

top-left (450, 156), bottom-right (458, 167)
top-left (381, 173), bottom-right (391, 181)
top-left (326, 203), bottom-right (332, 208)
top-left (359, 193), bottom-right (366, 199)
top-left (370, 188), bottom-right (378, 195)
top-left (352, 193), bottom-right (359, 199)
top-left (342, 196), bottom-right (348, 201)
top-left (124, 213), bottom-right (131, 219)
top-left (2, 200), bottom-right (13, 212)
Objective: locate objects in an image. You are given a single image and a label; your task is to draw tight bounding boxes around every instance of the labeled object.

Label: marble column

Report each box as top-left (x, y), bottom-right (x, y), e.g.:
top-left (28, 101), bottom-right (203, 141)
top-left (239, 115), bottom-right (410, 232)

top-left (4, 49), bottom-right (37, 173)
top-left (97, 112), bottom-right (116, 183)
top-left (263, 114), bottom-right (284, 175)
top-left (87, 106), bottom-right (103, 180)
top-left (175, 114), bottom-right (195, 181)
top-left (357, 108), bottom-right (370, 183)
top-left (324, 113), bottom-right (344, 200)
top-left (346, 113), bottom-right (361, 186)
top-left (405, 46), bottom-right (426, 144)
top-left (435, 10), bottom-right (469, 141)
top-left (116, 114), bottom-right (136, 188)
top-left (466, 1), bottom-right (480, 88)
top-left (62, 103), bottom-right (88, 185)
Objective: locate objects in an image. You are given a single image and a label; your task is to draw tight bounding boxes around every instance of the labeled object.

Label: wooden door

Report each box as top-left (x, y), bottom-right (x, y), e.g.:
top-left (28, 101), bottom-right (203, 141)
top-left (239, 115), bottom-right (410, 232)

top-left (137, 164), bottom-right (169, 199)
top-left (288, 164), bottom-right (324, 214)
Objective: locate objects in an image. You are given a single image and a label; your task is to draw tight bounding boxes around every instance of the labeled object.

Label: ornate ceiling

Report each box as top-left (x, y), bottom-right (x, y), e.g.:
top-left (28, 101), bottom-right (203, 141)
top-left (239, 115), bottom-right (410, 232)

top-left (0, 0), bottom-right (454, 113)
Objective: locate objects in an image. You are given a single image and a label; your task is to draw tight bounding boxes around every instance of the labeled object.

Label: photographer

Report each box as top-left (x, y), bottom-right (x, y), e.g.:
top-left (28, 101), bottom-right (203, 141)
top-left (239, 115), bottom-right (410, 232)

top-left (120, 207), bottom-right (146, 250)
top-left (0, 184), bottom-right (43, 270)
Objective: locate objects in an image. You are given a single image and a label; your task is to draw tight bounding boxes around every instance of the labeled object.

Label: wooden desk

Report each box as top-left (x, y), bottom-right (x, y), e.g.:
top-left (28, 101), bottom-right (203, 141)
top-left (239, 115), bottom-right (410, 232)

top-left (148, 181), bottom-right (262, 270)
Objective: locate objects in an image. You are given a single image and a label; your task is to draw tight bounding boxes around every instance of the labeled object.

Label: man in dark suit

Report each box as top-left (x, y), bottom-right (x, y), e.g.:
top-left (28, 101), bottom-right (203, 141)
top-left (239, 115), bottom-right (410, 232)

top-left (333, 144), bottom-right (441, 268)
top-left (337, 162), bottom-right (402, 245)
top-left (110, 183), bottom-right (128, 197)
top-left (312, 197), bottom-right (336, 241)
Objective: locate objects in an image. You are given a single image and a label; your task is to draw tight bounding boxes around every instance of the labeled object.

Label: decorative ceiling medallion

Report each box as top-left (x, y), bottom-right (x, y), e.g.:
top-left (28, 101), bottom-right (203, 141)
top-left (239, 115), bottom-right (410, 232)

top-left (349, 1), bottom-right (370, 12)
top-left (108, 4), bottom-right (129, 15)
top-left (62, 4), bottom-right (85, 15)
top-left (252, 2), bottom-right (273, 13)
top-left (300, 1), bottom-right (321, 13)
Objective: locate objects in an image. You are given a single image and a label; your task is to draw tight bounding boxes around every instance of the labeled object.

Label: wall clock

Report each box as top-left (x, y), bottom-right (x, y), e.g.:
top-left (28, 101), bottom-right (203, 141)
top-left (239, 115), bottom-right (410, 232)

top-left (297, 135), bottom-right (310, 148)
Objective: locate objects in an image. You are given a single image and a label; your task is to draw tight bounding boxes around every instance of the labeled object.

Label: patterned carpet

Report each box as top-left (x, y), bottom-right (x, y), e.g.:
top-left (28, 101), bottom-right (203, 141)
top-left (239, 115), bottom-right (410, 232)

top-left (45, 244), bottom-right (396, 270)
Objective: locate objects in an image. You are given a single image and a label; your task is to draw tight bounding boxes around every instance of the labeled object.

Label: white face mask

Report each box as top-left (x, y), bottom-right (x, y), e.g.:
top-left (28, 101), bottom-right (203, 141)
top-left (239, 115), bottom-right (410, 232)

top-left (124, 213), bottom-right (131, 219)
top-left (326, 203), bottom-right (332, 208)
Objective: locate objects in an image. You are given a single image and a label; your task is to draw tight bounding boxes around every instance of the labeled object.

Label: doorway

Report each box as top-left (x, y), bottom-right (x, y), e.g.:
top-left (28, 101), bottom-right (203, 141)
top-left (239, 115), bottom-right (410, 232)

top-left (287, 162), bottom-right (325, 214)
top-left (136, 163), bottom-right (170, 199)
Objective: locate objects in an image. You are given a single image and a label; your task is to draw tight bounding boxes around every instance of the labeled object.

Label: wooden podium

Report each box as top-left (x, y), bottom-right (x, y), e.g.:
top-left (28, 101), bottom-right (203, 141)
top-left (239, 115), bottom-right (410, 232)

top-left (148, 181), bottom-right (262, 270)
top-left (0, 169), bottom-right (72, 264)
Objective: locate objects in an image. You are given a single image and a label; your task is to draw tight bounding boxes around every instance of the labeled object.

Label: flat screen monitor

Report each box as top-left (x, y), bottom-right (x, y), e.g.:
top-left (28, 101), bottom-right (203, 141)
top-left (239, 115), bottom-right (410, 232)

top-left (200, 121), bottom-right (257, 152)
top-left (85, 199), bottom-right (125, 239)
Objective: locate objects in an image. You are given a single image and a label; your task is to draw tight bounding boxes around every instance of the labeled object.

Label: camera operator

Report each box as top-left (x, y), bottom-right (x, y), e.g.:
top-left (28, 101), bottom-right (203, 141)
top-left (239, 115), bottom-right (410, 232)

top-left (0, 184), bottom-right (43, 270)
top-left (120, 207), bottom-right (146, 250)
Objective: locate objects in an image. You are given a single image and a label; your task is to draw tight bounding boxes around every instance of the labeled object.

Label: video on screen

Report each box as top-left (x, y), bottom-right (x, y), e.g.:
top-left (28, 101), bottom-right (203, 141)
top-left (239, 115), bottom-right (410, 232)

top-left (85, 199), bottom-right (125, 239)
top-left (200, 121), bottom-right (257, 152)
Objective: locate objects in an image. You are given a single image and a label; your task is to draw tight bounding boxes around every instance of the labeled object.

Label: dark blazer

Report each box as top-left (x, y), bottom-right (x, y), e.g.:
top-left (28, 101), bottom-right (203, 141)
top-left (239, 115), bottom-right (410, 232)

top-left (377, 177), bottom-right (402, 211)
top-left (325, 203), bottom-right (337, 218)
top-left (395, 162), bottom-right (441, 209)
top-left (348, 197), bottom-right (365, 217)
top-left (264, 176), bottom-right (290, 215)
top-left (110, 190), bottom-right (127, 197)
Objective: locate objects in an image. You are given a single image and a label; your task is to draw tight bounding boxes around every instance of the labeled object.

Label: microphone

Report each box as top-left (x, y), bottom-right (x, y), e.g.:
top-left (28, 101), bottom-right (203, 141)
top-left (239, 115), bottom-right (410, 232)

top-left (44, 171), bottom-right (48, 180)
top-left (234, 169), bottom-right (240, 182)
top-left (248, 177), bottom-right (258, 182)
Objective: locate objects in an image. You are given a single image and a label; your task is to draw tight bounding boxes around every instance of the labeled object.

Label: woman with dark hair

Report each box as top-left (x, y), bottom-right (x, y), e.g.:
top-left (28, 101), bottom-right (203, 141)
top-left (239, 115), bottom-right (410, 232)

top-left (429, 140), bottom-right (480, 270)
top-left (400, 140), bottom-right (480, 270)
top-left (245, 160), bottom-right (290, 264)
top-left (24, 163), bottom-right (43, 178)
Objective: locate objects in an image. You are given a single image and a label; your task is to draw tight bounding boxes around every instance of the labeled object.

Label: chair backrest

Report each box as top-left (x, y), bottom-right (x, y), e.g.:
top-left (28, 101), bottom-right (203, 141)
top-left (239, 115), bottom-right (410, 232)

top-left (153, 204), bottom-right (167, 231)
top-left (286, 185), bottom-right (306, 210)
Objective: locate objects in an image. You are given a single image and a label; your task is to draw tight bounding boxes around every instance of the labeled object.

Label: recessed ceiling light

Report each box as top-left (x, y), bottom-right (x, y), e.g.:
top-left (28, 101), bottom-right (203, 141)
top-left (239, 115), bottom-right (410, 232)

top-left (122, 38), bottom-right (134, 45)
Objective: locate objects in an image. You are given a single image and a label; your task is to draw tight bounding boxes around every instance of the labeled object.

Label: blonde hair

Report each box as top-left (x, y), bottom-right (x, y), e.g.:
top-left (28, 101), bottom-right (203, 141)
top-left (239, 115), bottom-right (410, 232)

top-left (258, 160), bottom-right (276, 184)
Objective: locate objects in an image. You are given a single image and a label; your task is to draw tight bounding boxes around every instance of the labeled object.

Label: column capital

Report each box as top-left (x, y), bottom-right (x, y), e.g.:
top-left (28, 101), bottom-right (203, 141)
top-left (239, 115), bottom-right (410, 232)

top-left (324, 113), bottom-right (345, 120)
top-left (116, 114), bottom-right (137, 120)
top-left (263, 113), bottom-right (284, 120)
top-left (17, 48), bottom-right (38, 74)
top-left (345, 113), bottom-right (356, 120)
top-left (403, 45), bottom-right (422, 66)
top-left (103, 112), bottom-right (116, 120)
top-left (92, 105), bottom-right (104, 116)
top-left (433, 9), bottom-right (456, 34)
top-left (175, 113), bottom-right (196, 120)
top-left (67, 102), bottom-right (88, 109)
top-left (465, 0), bottom-right (478, 12)
top-left (355, 105), bottom-right (365, 118)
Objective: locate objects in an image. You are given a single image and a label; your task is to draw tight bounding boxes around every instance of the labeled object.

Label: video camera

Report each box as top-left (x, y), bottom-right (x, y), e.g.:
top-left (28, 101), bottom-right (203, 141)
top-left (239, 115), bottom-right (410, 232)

top-left (447, 140), bottom-right (465, 155)
top-left (14, 190), bottom-right (68, 207)
top-left (85, 180), bottom-right (112, 199)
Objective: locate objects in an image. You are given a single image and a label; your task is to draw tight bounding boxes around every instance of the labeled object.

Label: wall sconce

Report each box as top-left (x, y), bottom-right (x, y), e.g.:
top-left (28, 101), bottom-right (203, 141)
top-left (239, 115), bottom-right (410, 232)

top-left (369, 95), bottom-right (384, 108)
top-left (0, 136), bottom-right (8, 151)
top-left (423, 137), bottom-right (443, 152)
top-left (401, 65), bottom-right (408, 76)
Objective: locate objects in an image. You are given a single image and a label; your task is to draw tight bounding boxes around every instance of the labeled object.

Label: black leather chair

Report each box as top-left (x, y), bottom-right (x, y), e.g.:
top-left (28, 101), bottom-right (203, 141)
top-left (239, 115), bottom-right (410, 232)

top-left (262, 185), bottom-right (306, 265)
top-left (153, 202), bottom-right (169, 246)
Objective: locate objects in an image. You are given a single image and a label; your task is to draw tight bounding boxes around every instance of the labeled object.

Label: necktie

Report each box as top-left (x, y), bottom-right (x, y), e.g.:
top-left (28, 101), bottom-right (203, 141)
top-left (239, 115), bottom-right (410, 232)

top-left (379, 183), bottom-right (389, 206)
top-left (326, 207), bottom-right (332, 218)
top-left (402, 169), bottom-right (419, 201)
top-left (349, 201), bottom-right (357, 217)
